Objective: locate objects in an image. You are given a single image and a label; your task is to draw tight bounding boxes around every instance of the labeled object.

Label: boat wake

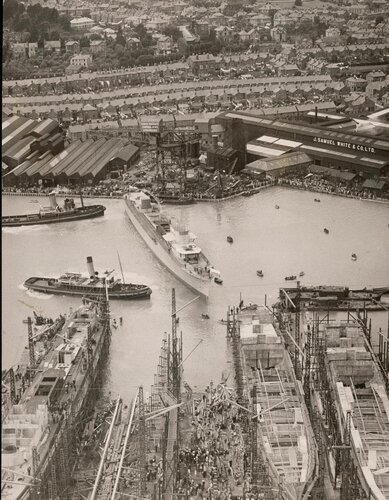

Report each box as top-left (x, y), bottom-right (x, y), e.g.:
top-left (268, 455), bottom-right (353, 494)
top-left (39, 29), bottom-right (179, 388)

top-left (2, 225), bottom-right (45, 234)
top-left (26, 289), bottom-right (54, 300)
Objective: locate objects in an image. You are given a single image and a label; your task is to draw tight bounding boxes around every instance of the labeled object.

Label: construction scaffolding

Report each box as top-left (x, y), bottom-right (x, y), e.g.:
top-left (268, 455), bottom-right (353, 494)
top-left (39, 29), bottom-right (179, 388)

top-left (35, 295), bottom-right (111, 500)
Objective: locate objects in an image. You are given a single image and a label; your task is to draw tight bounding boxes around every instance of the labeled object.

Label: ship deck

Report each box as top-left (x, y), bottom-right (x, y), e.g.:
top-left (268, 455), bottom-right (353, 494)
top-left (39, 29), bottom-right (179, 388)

top-left (239, 308), bottom-right (316, 500)
top-left (325, 326), bottom-right (389, 500)
top-left (1, 303), bottom-right (108, 499)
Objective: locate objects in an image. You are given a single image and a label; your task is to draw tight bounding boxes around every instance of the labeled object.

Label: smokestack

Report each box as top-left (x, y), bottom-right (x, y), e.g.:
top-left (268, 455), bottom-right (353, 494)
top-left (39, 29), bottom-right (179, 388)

top-left (49, 192), bottom-right (58, 209)
top-left (87, 256), bottom-right (95, 279)
top-left (212, 135), bottom-right (218, 148)
top-left (315, 106), bottom-right (318, 122)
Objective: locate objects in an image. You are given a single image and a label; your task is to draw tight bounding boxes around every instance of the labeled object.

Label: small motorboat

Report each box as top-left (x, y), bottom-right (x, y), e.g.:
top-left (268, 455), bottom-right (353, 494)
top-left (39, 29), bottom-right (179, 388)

top-left (351, 253), bottom-right (357, 261)
top-left (275, 205), bottom-right (280, 209)
top-left (324, 228), bottom-right (329, 234)
top-left (112, 319), bottom-right (118, 329)
top-left (314, 198), bottom-right (321, 202)
top-left (201, 313), bottom-right (210, 319)
top-left (285, 275), bottom-right (297, 281)
top-left (256, 270), bottom-right (264, 277)
top-left (214, 276), bottom-right (223, 285)
top-left (299, 272), bottom-right (305, 277)
top-left (227, 236), bottom-right (233, 243)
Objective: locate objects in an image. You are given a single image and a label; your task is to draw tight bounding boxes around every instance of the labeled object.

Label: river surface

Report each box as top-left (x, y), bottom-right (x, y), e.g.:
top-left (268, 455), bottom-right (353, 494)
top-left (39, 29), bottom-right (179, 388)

top-left (2, 188), bottom-right (389, 402)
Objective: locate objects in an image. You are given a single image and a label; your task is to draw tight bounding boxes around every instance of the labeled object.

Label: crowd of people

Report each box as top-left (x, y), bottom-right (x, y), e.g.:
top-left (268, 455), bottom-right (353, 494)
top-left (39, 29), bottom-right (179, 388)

top-left (2, 170), bottom-right (387, 203)
top-left (278, 173), bottom-right (388, 201)
top-left (175, 383), bottom-right (251, 500)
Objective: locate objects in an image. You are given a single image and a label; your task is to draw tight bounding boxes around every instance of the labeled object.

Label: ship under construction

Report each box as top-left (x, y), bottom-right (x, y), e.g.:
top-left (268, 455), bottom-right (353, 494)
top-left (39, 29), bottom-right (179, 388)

top-left (1, 294), bottom-right (112, 499)
top-left (6, 284), bottom-right (388, 500)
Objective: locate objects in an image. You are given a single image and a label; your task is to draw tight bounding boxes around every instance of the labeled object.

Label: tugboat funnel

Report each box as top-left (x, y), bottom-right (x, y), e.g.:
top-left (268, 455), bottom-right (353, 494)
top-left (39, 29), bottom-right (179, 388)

top-left (49, 192), bottom-right (58, 209)
top-left (87, 256), bottom-right (95, 278)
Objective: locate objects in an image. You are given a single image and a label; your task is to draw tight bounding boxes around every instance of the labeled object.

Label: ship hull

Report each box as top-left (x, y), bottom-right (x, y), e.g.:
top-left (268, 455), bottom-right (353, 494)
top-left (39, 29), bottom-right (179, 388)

top-left (1, 301), bottom-right (111, 500)
top-left (124, 198), bottom-right (209, 298)
top-left (24, 277), bottom-right (151, 300)
top-left (2, 205), bottom-right (106, 227)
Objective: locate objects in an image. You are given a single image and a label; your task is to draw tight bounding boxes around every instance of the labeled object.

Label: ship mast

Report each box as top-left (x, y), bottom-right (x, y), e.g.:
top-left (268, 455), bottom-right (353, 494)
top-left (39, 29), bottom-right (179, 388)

top-left (117, 251), bottom-right (125, 284)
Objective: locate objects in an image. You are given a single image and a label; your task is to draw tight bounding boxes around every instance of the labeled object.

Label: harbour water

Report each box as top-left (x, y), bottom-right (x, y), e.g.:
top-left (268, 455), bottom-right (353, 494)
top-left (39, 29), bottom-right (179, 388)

top-left (2, 187), bottom-right (389, 403)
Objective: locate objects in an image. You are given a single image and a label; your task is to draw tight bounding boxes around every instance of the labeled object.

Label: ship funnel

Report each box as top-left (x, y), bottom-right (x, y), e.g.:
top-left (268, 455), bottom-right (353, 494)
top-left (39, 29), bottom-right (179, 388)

top-left (49, 192), bottom-right (58, 209)
top-left (87, 256), bottom-right (95, 278)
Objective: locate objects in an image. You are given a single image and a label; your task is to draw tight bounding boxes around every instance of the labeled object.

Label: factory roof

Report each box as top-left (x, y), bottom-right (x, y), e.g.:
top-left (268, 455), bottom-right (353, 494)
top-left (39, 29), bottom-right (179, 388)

top-left (362, 178), bottom-right (386, 190)
top-left (112, 144), bottom-right (139, 162)
top-left (224, 112), bottom-right (389, 154)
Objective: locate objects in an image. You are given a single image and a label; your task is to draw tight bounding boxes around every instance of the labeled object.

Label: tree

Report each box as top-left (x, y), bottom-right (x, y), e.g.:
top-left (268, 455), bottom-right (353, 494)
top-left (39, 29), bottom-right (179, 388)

top-left (115, 26), bottom-right (126, 48)
top-left (162, 25), bottom-right (181, 42)
top-left (79, 36), bottom-right (90, 48)
top-left (295, 0), bottom-right (302, 6)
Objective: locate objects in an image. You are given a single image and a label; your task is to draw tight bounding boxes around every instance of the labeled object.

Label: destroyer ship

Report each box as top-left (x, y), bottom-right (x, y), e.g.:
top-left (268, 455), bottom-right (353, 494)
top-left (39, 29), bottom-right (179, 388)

top-left (124, 190), bottom-right (221, 298)
top-left (1, 297), bottom-right (111, 499)
top-left (227, 305), bottom-right (318, 500)
top-left (2, 192), bottom-right (105, 227)
top-left (24, 256), bottom-right (152, 300)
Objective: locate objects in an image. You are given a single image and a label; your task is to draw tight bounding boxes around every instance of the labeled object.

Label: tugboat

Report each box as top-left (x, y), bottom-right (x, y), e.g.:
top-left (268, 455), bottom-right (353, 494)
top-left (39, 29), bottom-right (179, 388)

top-left (285, 275), bottom-right (297, 281)
top-left (2, 192), bottom-right (105, 227)
top-left (227, 236), bottom-right (233, 243)
top-left (256, 270), bottom-right (264, 277)
top-left (23, 256), bottom-right (152, 300)
top-left (351, 253), bottom-right (357, 261)
top-left (324, 228), bottom-right (329, 234)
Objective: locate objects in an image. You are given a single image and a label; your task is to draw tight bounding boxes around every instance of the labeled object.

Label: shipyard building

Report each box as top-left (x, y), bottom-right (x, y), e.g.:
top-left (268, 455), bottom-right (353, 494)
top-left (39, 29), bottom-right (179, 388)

top-left (214, 110), bottom-right (389, 180)
top-left (2, 112), bottom-right (139, 187)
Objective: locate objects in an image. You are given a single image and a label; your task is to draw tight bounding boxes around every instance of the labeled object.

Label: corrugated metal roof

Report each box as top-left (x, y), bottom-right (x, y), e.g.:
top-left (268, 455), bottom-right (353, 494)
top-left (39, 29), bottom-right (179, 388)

top-left (61, 139), bottom-right (105, 177)
top-left (25, 152), bottom-right (54, 177)
top-left (252, 152), bottom-right (312, 171)
top-left (2, 135), bottom-right (35, 160)
top-left (88, 139), bottom-right (127, 178)
top-left (38, 142), bottom-right (78, 177)
top-left (2, 114), bottom-right (19, 131)
top-left (30, 118), bottom-right (58, 138)
top-left (362, 179), bottom-right (386, 189)
top-left (113, 144), bottom-right (139, 162)
top-left (247, 144), bottom-right (286, 157)
top-left (225, 112), bottom-right (389, 152)
top-left (46, 140), bottom-right (83, 177)
top-left (2, 119), bottom-right (37, 152)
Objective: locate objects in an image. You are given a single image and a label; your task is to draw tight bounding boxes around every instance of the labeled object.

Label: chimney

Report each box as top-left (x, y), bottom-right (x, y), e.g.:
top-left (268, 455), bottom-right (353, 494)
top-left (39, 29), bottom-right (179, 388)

top-left (212, 135), bottom-right (218, 148)
top-left (49, 192), bottom-right (58, 209)
top-left (87, 256), bottom-right (95, 279)
top-left (315, 106), bottom-right (318, 122)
